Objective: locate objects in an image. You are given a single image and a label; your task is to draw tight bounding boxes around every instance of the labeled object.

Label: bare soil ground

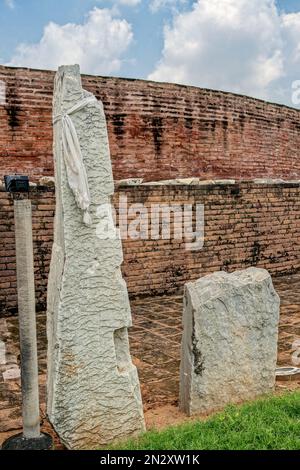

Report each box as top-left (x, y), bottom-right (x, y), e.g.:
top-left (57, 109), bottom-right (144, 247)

top-left (0, 273), bottom-right (299, 448)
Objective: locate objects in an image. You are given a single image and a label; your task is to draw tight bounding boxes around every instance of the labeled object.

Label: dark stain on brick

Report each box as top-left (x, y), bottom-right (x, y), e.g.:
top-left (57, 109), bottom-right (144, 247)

top-left (112, 113), bottom-right (126, 137)
top-left (269, 250), bottom-right (289, 264)
top-left (251, 240), bottom-right (261, 264)
top-left (5, 83), bottom-right (21, 130)
top-left (6, 105), bottom-right (20, 129)
top-left (198, 119), bottom-right (211, 132)
top-left (277, 117), bottom-right (284, 129)
top-left (239, 113), bottom-right (246, 130)
top-left (231, 186), bottom-right (240, 196)
top-left (222, 259), bottom-right (231, 271)
top-left (185, 117), bottom-right (193, 129)
top-left (152, 116), bottom-right (163, 156)
top-left (222, 117), bottom-right (229, 131)
top-left (292, 120), bottom-right (300, 132)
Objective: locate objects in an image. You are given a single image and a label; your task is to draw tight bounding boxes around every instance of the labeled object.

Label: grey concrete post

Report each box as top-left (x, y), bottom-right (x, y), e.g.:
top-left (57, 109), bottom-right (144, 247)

top-left (14, 199), bottom-right (40, 439)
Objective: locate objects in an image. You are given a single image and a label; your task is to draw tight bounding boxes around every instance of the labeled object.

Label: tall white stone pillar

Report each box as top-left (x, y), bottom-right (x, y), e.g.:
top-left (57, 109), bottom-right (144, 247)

top-left (47, 65), bottom-right (145, 449)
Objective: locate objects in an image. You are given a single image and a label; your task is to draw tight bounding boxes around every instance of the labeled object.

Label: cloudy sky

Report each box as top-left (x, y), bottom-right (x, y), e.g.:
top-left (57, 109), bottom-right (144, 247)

top-left (1, 0), bottom-right (300, 106)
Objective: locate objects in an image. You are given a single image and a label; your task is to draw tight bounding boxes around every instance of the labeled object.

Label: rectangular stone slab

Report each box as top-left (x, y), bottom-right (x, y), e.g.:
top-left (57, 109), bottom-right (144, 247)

top-left (47, 65), bottom-right (145, 449)
top-left (180, 267), bottom-right (280, 416)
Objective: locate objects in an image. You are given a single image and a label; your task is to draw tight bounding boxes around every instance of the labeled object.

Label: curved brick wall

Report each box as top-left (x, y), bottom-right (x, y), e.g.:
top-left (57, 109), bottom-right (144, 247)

top-left (0, 65), bottom-right (300, 182)
top-left (1, 180), bottom-right (300, 316)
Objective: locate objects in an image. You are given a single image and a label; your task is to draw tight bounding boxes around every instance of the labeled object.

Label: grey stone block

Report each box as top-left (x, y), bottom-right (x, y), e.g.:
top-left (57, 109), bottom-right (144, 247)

top-left (180, 268), bottom-right (280, 416)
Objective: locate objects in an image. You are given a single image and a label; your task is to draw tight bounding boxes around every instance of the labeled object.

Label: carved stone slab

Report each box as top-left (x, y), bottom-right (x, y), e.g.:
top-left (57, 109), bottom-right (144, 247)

top-left (47, 65), bottom-right (145, 449)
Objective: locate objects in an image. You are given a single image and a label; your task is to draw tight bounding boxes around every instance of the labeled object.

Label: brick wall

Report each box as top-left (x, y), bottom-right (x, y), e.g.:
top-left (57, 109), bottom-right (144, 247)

top-left (1, 65), bottom-right (300, 182)
top-left (1, 180), bottom-right (299, 316)
top-left (0, 184), bottom-right (54, 316)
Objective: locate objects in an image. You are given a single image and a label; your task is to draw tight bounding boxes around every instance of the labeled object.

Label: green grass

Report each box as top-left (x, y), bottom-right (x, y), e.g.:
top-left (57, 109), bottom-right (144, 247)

top-left (113, 392), bottom-right (300, 450)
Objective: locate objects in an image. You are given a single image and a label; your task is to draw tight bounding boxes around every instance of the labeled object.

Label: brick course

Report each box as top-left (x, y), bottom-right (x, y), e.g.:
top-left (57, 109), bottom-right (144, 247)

top-left (1, 65), bottom-right (300, 182)
top-left (0, 181), bottom-right (299, 316)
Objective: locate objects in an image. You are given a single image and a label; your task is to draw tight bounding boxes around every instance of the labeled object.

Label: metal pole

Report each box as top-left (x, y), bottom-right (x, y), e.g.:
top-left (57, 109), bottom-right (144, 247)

top-left (14, 199), bottom-right (40, 439)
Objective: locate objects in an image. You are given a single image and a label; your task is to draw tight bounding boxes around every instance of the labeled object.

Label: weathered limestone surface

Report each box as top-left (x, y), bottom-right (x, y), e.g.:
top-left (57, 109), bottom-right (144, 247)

top-left (47, 65), bottom-right (145, 449)
top-left (180, 268), bottom-right (280, 416)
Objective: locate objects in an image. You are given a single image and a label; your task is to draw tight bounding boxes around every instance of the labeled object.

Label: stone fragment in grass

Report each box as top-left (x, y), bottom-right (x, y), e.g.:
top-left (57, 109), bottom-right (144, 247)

top-left (180, 267), bottom-right (280, 415)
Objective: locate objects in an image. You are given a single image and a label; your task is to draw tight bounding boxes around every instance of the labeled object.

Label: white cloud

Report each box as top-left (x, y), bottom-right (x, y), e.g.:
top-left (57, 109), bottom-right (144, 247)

top-left (104, 0), bottom-right (184, 11)
top-left (150, 0), bottom-right (187, 13)
top-left (7, 7), bottom-right (133, 75)
top-left (107, 0), bottom-right (184, 9)
top-left (117, 0), bottom-right (140, 5)
top-left (100, 0), bottom-right (141, 7)
top-left (4, 0), bottom-right (15, 9)
top-left (149, 0), bottom-right (300, 105)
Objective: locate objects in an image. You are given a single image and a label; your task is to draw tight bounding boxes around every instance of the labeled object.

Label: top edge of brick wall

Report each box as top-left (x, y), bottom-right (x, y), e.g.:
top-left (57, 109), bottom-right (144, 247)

top-left (1, 179), bottom-right (300, 193)
top-left (1, 64), bottom-right (300, 113)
